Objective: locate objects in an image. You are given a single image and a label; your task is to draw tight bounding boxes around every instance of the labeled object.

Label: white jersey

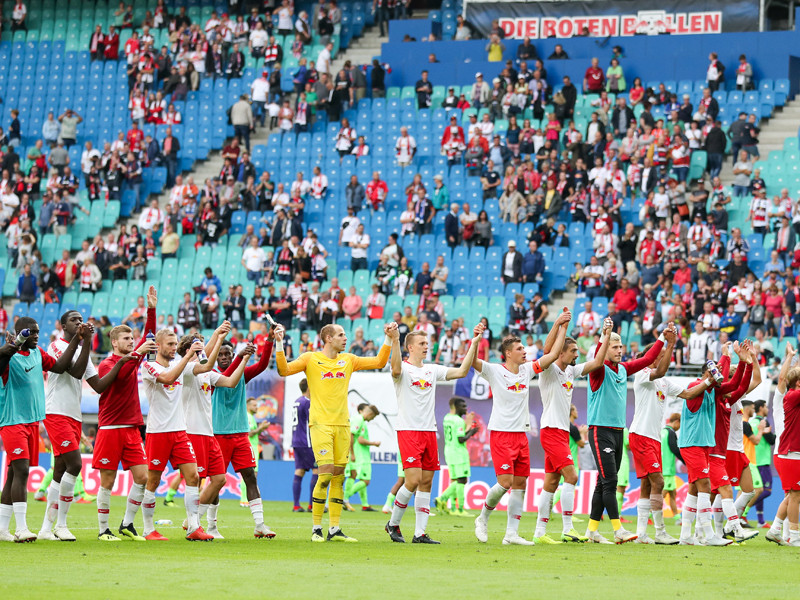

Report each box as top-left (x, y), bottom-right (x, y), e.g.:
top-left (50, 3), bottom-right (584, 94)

top-left (631, 368), bottom-right (685, 441)
top-left (773, 389), bottom-right (785, 456)
top-left (727, 399), bottom-right (745, 452)
top-left (45, 338), bottom-right (97, 421)
top-left (479, 362), bottom-right (533, 432)
top-left (393, 361), bottom-right (449, 431)
top-left (537, 361), bottom-right (586, 431)
top-left (142, 360), bottom-right (194, 433)
top-left (182, 369), bottom-right (223, 436)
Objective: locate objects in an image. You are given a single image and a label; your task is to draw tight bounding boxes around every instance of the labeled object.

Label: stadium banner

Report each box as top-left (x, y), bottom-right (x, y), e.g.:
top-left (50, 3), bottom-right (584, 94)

top-left (463, 0), bottom-right (759, 39)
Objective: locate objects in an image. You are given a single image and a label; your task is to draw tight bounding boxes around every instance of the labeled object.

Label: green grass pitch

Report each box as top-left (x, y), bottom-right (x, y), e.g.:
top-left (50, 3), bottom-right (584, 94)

top-left (2, 499), bottom-right (800, 598)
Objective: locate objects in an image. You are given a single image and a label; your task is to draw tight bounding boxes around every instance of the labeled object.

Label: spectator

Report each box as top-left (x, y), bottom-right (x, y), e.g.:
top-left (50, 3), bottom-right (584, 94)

top-left (583, 57), bottom-right (605, 93)
top-left (685, 321), bottom-right (713, 366)
top-left (485, 34), bottom-right (505, 62)
top-left (11, 1), bottom-right (27, 31)
top-left (706, 52), bottom-right (725, 92)
top-left (704, 119), bottom-right (726, 179)
top-left (395, 126), bottom-right (417, 167)
top-left (415, 70), bottom-right (433, 109)
top-left (241, 237), bottom-right (266, 281)
top-left (195, 267), bottom-right (222, 301)
top-left (736, 54), bottom-right (753, 91)
top-left (445, 203), bottom-right (460, 248)
top-left (605, 58), bottom-right (626, 93)
top-left (42, 112), bottom-right (60, 147)
top-left (222, 285), bottom-right (247, 329)
top-left (345, 174), bottom-right (365, 213)
top-left (380, 233), bottom-right (403, 268)
top-left (316, 41), bottom-right (333, 77)
top-left (200, 284), bottom-right (221, 328)
top-left (471, 73), bottom-right (490, 109)
top-left (612, 278), bottom-right (638, 322)
top-left (342, 286), bottom-right (363, 320)
top-left (365, 171), bottom-right (388, 212)
top-left (231, 94), bottom-right (254, 151)
top-left (250, 70), bottom-right (270, 128)
top-left (574, 300), bottom-right (602, 336)
top-left (349, 223), bottom-right (370, 270)
top-left (58, 109), bottom-right (83, 148)
top-left (79, 257), bottom-right (102, 292)
top-left (522, 240), bottom-right (546, 283)
top-left (16, 263), bottom-right (37, 303)
top-left (366, 284), bottom-right (385, 319)
top-left (749, 189), bottom-right (769, 236)
top-left (500, 239), bottom-right (522, 284)
top-left (375, 255), bottom-right (395, 295)
top-left (431, 255), bottom-right (449, 294)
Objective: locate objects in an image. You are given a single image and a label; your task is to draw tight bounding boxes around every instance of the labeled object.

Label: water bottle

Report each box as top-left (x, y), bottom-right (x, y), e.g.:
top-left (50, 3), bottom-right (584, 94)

top-left (265, 313), bottom-right (277, 329)
top-left (145, 332), bottom-right (156, 361)
top-left (706, 360), bottom-right (723, 385)
top-left (155, 519), bottom-right (172, 526)
top-left (193, 337), bottom-right (208, 365)
top-left (13, 328), bottom-right (30, 346)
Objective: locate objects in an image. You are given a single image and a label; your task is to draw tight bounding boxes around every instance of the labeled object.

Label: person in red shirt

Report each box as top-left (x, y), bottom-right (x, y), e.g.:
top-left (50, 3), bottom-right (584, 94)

top-left (365, 171), bottom-right (388, 212)
top-left (583, 57), bottom-right (605, 93)
top-left (638, 229), bottom-right (664, 264)
top-left (104, 26), bottom-right (120, 60)
top-left (91, 286), bottom-right (158, 542)
top-left (126, 122), bottom-right (144, 149)
top-left (611, 278), bottom-right (638, 323)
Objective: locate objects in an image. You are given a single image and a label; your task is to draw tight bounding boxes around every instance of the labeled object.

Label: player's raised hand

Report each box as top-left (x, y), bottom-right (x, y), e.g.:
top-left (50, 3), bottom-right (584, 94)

top-left (139, 338), bottom-right (157, 357)
top-left (190, 339), bottom-right (205, 355)
top-left (79, 322), bottom-right (94, 341)
top-left (556, 309), bottom-right (571, 326)
top-left (242, 343), bottom-right (257, 357)
top-left (384, 322), bottom-right (400, 340)
top-left (663, 322), bottom-right (676, 343)
top-left (273, 325), bottom-right (285, 343)
top-left (787, 343), bottom-right (796, 358)
top-left (216, 320), bottom-right (232, 337)
top-left (146, 285), bottom-right (158, 308)
top-left (602, 317), bottom-right (613, 335)
top-left (473, 322), bottom-right (485, 338)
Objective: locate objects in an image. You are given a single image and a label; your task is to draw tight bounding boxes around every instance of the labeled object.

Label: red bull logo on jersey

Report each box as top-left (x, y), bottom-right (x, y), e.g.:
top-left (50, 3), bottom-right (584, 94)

top-left (656, 391), bottom-right (665, 401)
top-left (561, 381), bottom-right (573, 392)
top-left (411, 379), bottom-right (433, 389)
top-left (507, 383), bottom-right (527, 393)
top-left (200, 382), bottom-right (212, 393)
top-left (321, 371), bottom-right (346, 380)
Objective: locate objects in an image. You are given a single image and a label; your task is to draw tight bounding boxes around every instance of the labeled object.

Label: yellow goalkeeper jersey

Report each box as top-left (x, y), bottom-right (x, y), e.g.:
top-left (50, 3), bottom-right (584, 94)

top-left (276, 345), bottom-right (391, 426)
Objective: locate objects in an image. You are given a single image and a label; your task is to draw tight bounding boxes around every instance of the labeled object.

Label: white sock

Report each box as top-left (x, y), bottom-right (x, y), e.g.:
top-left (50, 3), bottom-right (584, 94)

top-left (734, 491), bottom-right (754, 516)
top-left (721, 497), bottom-right (739, 532)
top-left (790, 529), bottom-right (800, 543)
top-left (97, 487), bottom-right (112, 533)
top-left (41, 482), bottom-right (59, 532)
top-left (13, 502), bottom-right (28, 532)
top-left (712, 496), bottom-right (724, 534)
top-left (56, 473), bottom-right (77, 528)
top-left (142, 489), bottom-right (156, 535)
top-left (0, 504), bottom-right (12, 531)
top-left (506, 489), bottom-right (524, 537)
top-left (784, 518), bottom-right (791, 539)
top-left (479, 483), bottom-right (508, 522)
top-left (535, 490), bottom-right (554, 538)
top-left (414, 491), bottom-right (431, 537)
top-left (561, 483), bottom-right (576, 533)
top-left (680, 494), bottom-right (697, 540)
top-left (184, 485), bottom-right (200, 532)
top-left (123, 482), bottom-right (145, 527)
top-left (208, 503), bottom-right (219, 525)
top-left (198, 503), bottom-right (210, 521)
top-left (389, 484), bottom-right (413, 527)
top-left (650, 494), bottom-right (665, 533)
top-left (697, 492), bottom-right (714, 538)
top-left (636, 498), bottom-right (650, 537)
top-left (249, 498), bottom-right (264, 526)
top-left (769, 516), bottom-right (784, 536)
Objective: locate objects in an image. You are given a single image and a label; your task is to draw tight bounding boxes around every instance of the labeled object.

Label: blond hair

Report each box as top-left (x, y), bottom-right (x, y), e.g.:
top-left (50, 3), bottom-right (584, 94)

top-left (609, 332), bottom-right (622, 344)
top-left (109, 325), bottom-right (132, 342)
top-left (155, 329), bottom-right (177, 344)
top-left (405, 330), bottom-right (428, 351)
top-left (787, 367), bottom-right (800, 390)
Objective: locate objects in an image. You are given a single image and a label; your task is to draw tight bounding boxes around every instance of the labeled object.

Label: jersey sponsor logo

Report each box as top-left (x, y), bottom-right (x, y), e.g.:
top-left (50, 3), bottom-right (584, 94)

top-left (702, 467), bottom-right (709, 473)
top-left (98, 457), bottom-right (111, 464)
top-left (198, 466), bottom-right (206, 472)
top-left (652, 462), bottom-right (660, 469)
top-left (319, 449), bottom-right (328, 455)
top-left (500, 463), bottom-right (511, 470)
top-left (507, 382), bottom-right (527, 393)
top-left (162, 381), bottom-right (182, 391)
top-left (11, 447), bottom-right (23, 455)
top-left (151, 459), bottom-right (162, 465)
top-left (722, 475), bottom-right (729, 481)
top-left (336, 360), bottom-right (346, 366)
top-left (60, 440), bottom-right (71, 447)
top-left (320, 371), bottom-right (345, 379)
top-left (200, 382), bottom-right (212, 393)
top-left (603, 447), bottom-right (612, 454)
top-left (24, 365), bottom-right (36, 373)
top-left (731, 477), bottom-right (739, 483)
top-left (406, 456), bottom-right (416, 463)
top-left (656, 391), bottom-right (665, 402)
top-left (561, 381), bottom-right (574, 392)
top-left (567, 453), bottom-right (572, 460)
top-left (410, 379), bottom-right (433, 389)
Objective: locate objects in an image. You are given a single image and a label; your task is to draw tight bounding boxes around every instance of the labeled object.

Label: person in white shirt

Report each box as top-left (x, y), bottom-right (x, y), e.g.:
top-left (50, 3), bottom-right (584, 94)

top-left (629, 323), bottom-right (707, 545)
top-left (138, 199), bottom-right (164, 231)
top-left (574, 301), bottom-right (602, 336)
top-left (250, 71), bottom-right (270, 128)
top-left (470, 324), bottom-right (539, 546)
top-left (339, 208), bottom-right (360, 246)
top-left (38, 313), bottom-right (131, 541)
top-left (242, 237), bottom-right (267, 281)
top-left (140, 330), bottom-right (215, 541)
top-left (533, 310), bottom-right (611, 544)
top-left (385, 326), bottom-right (482, 544)
top-left (248, 22), bottom-right (268, 57)
top-left (349, 223), bottom-right (370, 271)
top-left (178, 329), bottom-right (253, 539)
top-left (685, 322), bottom-right (712, 366)
top-left (317, 42), bottom-right (333, 77)
top-left (310, 166), bottom-right (329, 200)
top-left (395, 127), bottom-right (417, 167)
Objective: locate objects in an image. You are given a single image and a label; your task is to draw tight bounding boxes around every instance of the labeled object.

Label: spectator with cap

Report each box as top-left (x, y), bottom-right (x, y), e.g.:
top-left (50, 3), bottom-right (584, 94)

top-left (471, 72), bottom-right (490, 109)
top-left (500, 239), bottom-right (522, 284)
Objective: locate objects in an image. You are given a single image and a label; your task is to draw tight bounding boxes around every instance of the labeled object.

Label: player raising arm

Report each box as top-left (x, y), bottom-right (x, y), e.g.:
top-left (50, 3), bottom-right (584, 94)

top-left (534, 311), bottom-right (612, 544)
top-left (629, 324), bottom-right (713, 545)
top-left (0, 318), bottom-right (82, 542)
top-left (385, 324), bottom-right (482, 544)
top-left (275, 321), bottom-right (397, 543)
top-left (773, 360), bottom-right (800, 546)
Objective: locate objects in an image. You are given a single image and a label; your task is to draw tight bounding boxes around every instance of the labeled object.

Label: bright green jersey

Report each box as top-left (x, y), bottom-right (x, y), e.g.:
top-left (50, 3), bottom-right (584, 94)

top-left (750, 416), bottom-right (773, 466)
top-left (351, 414), bottom-right (371, 464)
top-left (661, 427), bottom-right (677, 476)
top-left (247, 412), bottom-right (259, 453)
top-left (568, 423), bottom-right (580, 470)
top-left (443, 413), bottom-right (470, 466)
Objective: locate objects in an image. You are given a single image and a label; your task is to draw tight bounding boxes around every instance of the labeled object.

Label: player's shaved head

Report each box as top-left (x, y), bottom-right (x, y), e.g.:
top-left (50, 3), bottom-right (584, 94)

top-left (320, 324), bottom-right (340, 344)
top-left (60, 310), bottom-right (82, 327)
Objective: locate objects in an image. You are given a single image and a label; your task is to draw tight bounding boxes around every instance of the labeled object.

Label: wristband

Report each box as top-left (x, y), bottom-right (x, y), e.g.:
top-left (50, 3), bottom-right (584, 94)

top-left (275, 340), bottom-right (284, 353)
top-left (705, 378), bottom-right (713, 387)
top-left (658, 333), bottom-right (666, 344)
top-left (383, 335), bottom-right (392, 347)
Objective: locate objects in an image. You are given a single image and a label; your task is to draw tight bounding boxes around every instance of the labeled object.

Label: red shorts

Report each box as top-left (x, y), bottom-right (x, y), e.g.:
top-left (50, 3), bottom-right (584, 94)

top-left (189, 433), bottom-right (225, 478)
top-left (776, 456), bottom-right (800, 492)
top-left (629, 432), bottom-right (663, 479)
top-left (216, 433), bottom-right (256, 472)
top-left (144, 431), bottom-right (196, 472)
top-left (397, 430), bottom-right (440, 471)
top-left (709, 454), bottom-right (731, 492)
top-left (725, 450), bottom-right (749, 485)
top-left (43, 414), bottom-right (82, 456)
top-left (92, 426), bottom-right (147, 470)
top-left (681, 446), bottom-right (711, 484)
top-left (540, 427), bottom-right (573, 474)
top-left (0, 423), bottom-right (40, 466)
top-left (489, 431), bottom-right (530, 478)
